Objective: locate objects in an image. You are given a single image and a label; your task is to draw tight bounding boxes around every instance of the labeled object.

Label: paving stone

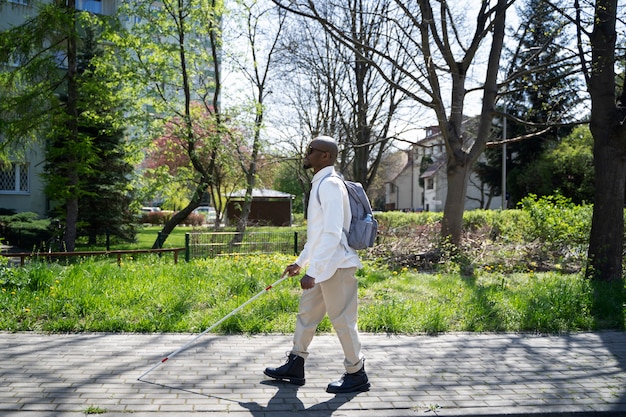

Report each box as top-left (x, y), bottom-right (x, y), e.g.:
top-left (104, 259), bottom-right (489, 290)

top-left (1, 332), bottom-right (626, 416)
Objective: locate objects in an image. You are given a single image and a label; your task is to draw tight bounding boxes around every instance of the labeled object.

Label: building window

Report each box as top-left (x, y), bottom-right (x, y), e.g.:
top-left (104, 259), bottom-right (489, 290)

top-left (77, 0), bottom-right (102, 14)
top-left (0, 163), bottom-right (29, 193)
top-left (426, 178), bottom-right (434, 190)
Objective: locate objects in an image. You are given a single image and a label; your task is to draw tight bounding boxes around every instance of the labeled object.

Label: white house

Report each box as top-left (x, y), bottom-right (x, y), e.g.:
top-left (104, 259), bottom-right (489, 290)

top-left (385, 118), bottom-right (500, 212)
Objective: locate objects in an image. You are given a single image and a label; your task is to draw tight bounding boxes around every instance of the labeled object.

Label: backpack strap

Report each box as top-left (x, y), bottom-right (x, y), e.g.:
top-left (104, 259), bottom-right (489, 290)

top-left (314, 172), bottom-right (349, 237)
top-left (315, 172), bottom-right (335, 206)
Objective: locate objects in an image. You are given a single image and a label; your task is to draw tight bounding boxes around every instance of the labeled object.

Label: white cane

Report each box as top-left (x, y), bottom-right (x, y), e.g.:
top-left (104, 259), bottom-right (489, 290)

top-left (138, 272), bottom-right (289, 380)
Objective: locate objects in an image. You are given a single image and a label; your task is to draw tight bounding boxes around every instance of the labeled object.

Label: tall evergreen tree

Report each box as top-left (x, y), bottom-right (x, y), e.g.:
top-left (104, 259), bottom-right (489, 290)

top-left (481, 0), bottom-right (583, 206)
top-left (75, 25), bottom-right (135, 245)
top-left (42, 15), bottom-right (134, 247)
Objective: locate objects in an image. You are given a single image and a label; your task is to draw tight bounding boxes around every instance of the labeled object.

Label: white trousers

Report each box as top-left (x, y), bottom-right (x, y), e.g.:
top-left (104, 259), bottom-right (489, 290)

top-left (291, 267), bottom-right (364, 374)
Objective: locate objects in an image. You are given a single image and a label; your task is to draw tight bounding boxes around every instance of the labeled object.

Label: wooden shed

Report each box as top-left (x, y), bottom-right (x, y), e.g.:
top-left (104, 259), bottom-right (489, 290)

top-left (226, 189), bottom-right (294, 226)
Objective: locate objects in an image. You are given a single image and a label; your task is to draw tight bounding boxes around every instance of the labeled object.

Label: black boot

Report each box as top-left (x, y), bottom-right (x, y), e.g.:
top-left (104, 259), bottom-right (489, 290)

top-left (326, 364), bottom-right (370, 393)
top-left (264, 354), bottom-right (305, 386)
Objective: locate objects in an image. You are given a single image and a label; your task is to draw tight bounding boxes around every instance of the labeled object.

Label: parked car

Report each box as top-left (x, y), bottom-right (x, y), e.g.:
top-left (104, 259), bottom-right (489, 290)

top-left (192, 206), bottom-right (217, 222)
top-left (141, 206), bottom-right (161, 213)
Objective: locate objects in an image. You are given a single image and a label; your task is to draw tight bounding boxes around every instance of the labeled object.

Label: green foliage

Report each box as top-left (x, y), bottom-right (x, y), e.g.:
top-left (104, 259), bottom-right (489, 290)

top-left (375, 210), bottom-right (442, 229)
top-left (0, 212), bottom-right (51, 250)
top-left (370, 203), bottom-right (600, 274)
top-left (358, 269), bottom-right (602, 333)
top-left (74, 24), bottom-right (136, 244)
top-left (41, 19), bottom-right (136, 246)
top-left (514, 126), bottom-right (594, 204)
top-left (478, 0), bottom-right (582, 206)
top-left (0, 2), bottom-right (136, 248)
top-left (0, 2), bottom-right (71, 150)
top-left (273, 164), bottom-right (305, 213)
top-left (83, 406), bottom-right (107, 415)
top-left (519, 194), bottom-right (592, 250)
top-left (0, 209), bottom-right (622, 334)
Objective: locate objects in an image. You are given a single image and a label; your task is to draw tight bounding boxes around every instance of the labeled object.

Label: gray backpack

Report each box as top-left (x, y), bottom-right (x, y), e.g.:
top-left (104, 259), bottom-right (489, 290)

top-left (317, 173), bottom-right (378, 250)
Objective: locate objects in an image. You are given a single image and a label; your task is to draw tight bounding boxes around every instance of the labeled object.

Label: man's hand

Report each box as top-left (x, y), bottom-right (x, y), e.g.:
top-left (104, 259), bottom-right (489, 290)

top-left (284, 263), bottom-right (301, 277)
top-left (300, 274), bottom-right (315, 289)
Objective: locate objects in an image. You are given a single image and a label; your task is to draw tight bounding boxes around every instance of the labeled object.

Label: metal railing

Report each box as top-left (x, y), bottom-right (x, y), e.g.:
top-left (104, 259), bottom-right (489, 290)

top-left (1, 232), bottom-right (303, 266)
top-left (185, 231), bottom-right (303, 260)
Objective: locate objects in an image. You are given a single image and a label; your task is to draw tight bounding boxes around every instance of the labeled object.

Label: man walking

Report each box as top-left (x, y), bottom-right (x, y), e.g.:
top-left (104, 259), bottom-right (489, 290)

top-left (264, 135), bottom-right (370, 394)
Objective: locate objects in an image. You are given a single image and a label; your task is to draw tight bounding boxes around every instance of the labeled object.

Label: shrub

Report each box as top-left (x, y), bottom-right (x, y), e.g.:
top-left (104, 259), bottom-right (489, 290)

top-left (375, 210), bottom-right (441, 231)
top-left (182, 213), bottom-right (205, 226)
top-left (519, 194), bottom-right (592, 250)
top-left (139, 211), bottom-right (174, 225)
top-left (0, 213), bottom-right (51, 250)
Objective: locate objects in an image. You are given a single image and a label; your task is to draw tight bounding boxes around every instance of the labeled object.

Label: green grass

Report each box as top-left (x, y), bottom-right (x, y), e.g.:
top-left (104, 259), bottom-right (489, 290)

top-left (76, 225), bottom-right (190, 250)
top-left (1, 253), bottom-right (622, 333)
top-left (357, 269), bottom-right (599, 333)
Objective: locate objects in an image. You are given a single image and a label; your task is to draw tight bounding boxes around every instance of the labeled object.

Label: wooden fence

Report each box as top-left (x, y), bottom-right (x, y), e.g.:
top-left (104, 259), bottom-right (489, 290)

top-left (0, 248), bottom-right (186, 266)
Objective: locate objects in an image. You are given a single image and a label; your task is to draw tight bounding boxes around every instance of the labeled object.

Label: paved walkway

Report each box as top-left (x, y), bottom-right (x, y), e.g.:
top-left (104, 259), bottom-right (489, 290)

top-left (1, 332), bottom-right (626, 416)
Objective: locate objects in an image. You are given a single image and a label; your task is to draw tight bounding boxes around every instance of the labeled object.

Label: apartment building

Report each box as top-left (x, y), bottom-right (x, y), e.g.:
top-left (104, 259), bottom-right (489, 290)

top-left (0, 0), bottom-right (119, 217)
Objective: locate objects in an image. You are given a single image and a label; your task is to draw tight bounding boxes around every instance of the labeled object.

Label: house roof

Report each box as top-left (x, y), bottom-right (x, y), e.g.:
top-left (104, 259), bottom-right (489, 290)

top-left (385, 115), bottom-right (480, 184)
top-left (228, 189), bottom-right (294, 199)
top-left (386, 150), bottom-right (412, 184)
top-left (420, 159), bottom-right (446, 178)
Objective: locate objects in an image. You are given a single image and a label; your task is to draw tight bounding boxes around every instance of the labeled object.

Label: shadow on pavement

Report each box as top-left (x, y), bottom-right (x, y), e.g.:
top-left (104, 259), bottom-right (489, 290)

top-left (598, 331), bottom-right (626, 414)
top-left (239, 380), bottom-right (359, 416)
top-left (136, 378), bottom-right (360, 416)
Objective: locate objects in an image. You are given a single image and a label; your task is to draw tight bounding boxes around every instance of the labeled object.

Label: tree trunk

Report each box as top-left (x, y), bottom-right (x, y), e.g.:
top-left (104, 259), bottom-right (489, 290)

top-left (236, 183), bottom-right (255, 234)
top-left (151, 183), bottom-right (204, 249)
top-left (235, 124), bottom-right (260, 237)
top-left (586, 132), bottom-right (626, 281)
top-left (441, 161), bottom-right (471, 246)
top-left (64, 197), bottom-right (78, 252)
top-left (64, 0), bottom-right (78, 253)
top-left (152, 206), bottom-right (196, 249)
top-left (585, 0), bottom-right (626, 281)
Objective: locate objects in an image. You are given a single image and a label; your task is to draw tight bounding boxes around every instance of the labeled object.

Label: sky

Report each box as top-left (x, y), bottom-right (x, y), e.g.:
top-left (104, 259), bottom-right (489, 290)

top-left (220, 0), bottom-right (522, 148)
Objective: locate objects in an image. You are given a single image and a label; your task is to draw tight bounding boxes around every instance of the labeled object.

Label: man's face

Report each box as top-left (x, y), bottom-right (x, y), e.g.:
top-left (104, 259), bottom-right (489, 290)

top-left (303, 143), bottom-right (328, 170)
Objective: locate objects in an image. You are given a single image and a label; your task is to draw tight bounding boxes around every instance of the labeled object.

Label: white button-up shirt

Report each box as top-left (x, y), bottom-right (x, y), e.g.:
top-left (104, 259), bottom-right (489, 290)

top-left (295, 166), bottom-right (362, 283)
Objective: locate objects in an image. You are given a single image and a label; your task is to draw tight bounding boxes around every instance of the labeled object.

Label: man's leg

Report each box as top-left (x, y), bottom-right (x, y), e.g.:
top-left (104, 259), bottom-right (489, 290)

top-left (320, 267), bottom-right (362, 371)
top-left (292, 284), bottom-right (327, 359)
top-left (264, 285), bottom-right (326, 385)
top-left (321, 267), bottom-right (369, 393)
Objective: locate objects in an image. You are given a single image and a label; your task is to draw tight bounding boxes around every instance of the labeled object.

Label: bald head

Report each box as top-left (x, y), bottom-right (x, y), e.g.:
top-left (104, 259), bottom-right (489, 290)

top-left (310, 136), bottom-right (338, 164)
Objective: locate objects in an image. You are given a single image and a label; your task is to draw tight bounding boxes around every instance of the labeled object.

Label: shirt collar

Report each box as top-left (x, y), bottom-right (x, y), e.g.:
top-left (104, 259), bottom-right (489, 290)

top-left (312, 166), bottom-right (335, 183)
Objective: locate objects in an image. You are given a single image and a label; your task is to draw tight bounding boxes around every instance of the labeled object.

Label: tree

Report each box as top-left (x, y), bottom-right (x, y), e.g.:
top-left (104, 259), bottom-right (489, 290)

top-left (0, 3), bottom-right (63, 153)
top-left (272, 0), bottom-right (512, 247)
top-left (273, 163), bottom-right (305, 213)
top-left (273, 0), bottom-right (409, 194)
top-left (511, 125), bottom-right (594, 204)
top-left (0, 0), bottom-right (120, 252)
top-left (43, 22), bottom-right (135, 246)
top-left (482, 0), bottom-right (583, 206)
top-left (140, 104), bottom-right (241, 227)
top-left (574, 0), bottom-right (626, 281)
top-left (112, 0), bottom-right (227, 247)
top-left (224, 0), bottom-right (286, 234)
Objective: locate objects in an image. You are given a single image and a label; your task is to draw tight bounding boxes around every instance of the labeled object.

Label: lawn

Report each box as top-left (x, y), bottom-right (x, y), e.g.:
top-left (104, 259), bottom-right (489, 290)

top-left (1, 253), bottom-right (622, 333)
top-left (1, 206), bottom-right (624, 334)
